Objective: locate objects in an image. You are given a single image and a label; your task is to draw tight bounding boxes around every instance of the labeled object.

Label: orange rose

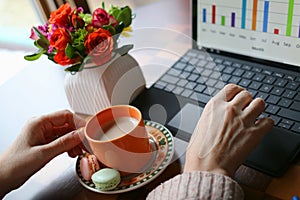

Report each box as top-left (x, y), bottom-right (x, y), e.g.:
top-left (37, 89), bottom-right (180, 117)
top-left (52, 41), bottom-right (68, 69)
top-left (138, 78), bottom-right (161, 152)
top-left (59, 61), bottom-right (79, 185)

top-left (49, 4), bottom-right (72, 27)
top-left (50, 28), bottom-right (71, 51)
top-left (54, 51), bottom-right (81, 66)
top-left (70, 11), bottom-right (85, 29)
top-left (84, 28), bottom-right (114, 65)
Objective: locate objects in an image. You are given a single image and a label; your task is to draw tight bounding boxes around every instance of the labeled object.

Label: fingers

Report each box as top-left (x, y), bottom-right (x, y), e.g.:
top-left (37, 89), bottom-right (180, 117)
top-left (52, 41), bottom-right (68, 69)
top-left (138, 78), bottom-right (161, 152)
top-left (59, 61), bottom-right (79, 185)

top-left (36, 110), bottom-right (86, 143)
top-left (230, 90), bottom-right (252, 110)
top-left (243, 98), bottom-right (265, 125)
top-left (214, 84), bottom-right (252, 110)
top-left (41, 110), bottom-right (75, 127)
top-left (255, 117), bottom-right (274, 132)
top-left (40, 110), bottom-right (86, 129)
top-left (215, 84), bottom-right (272, 131)
top-left (73, 114), bottom-right (87, 128)
top-left (42, 129), bottom-right (85, 159)
top-left (68, 146), bottom-right (83, 158)
top-left (214, 84), bottom-right (244, 102)
top-left (43, 124), bottom-right (75, 143)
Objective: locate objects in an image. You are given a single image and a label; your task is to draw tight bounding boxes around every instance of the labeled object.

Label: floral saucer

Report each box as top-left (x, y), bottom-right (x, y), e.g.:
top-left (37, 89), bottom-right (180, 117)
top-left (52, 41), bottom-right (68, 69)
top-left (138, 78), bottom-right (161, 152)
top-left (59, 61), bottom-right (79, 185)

top-left (75, 120), bottom-right (175, 194)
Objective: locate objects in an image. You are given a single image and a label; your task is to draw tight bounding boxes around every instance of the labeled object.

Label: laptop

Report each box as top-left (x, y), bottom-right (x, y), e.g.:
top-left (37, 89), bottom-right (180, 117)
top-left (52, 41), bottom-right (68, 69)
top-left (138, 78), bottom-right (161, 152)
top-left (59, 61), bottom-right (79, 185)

top-left (131, 0), bottom-right (300, 177)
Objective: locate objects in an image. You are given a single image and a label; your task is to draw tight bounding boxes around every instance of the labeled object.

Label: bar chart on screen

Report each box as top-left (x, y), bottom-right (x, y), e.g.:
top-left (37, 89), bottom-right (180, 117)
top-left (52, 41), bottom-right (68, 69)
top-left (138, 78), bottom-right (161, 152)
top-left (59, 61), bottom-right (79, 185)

top-left (198, 0), bottom-right (300, 66)
top-left (200, 0), bottom-right (300, 37)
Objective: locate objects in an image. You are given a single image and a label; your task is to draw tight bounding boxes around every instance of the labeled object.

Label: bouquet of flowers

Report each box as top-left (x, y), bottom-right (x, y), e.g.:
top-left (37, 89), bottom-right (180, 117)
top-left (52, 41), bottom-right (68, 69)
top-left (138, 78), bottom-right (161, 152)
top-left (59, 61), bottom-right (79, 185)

top-left (24, 3), bottom-right (133, 72)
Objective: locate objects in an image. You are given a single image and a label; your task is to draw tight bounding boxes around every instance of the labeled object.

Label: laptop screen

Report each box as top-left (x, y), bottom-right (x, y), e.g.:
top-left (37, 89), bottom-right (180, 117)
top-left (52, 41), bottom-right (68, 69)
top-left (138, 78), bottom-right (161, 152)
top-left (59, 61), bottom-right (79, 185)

top-left (196, 0), bottom-right (300, 67)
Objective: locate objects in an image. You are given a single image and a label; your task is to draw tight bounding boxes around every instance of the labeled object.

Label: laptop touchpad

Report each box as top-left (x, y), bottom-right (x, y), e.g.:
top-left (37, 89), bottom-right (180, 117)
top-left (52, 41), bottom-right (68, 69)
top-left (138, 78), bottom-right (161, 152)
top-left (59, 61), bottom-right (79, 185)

top-left (168, 103), bottom-right (203, 134)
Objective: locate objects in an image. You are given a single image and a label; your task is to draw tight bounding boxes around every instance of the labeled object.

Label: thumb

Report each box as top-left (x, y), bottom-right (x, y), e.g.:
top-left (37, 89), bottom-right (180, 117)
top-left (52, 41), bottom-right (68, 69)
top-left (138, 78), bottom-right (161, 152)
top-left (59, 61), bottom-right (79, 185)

top-left (43, 129), bottom-right (84, 159)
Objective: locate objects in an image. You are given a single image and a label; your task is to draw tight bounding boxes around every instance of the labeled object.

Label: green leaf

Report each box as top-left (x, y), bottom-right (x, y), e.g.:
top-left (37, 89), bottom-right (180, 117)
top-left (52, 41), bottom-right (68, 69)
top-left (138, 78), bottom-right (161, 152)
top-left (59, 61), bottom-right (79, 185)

top-left (117, 6), bottom-right (132, 27)
top-left (109, 5), bottom-right (121, 18)
top-left (113, 44), bottom-right (134, 56)
top-left (33, 27), bottom-right (49, 45)
top-left (73, 43), bottom-right (85, 52)
top-left (115, 21), bottom-right (125, 35)
top-left (82, 13), bottom-right (92, 24)
top-left (34, 40), bottom-right (42, 50)
top-left (79, 12), bottom-right (85, 18)
top-left (103, 24), bottom-right (116, 35)
top-left (47, 53), bottom-right (56, 62)
top-left (34, 39), bottom-right (49, 51)
top-left (71, 28), bottom-right (88, 47)
top-left (24, 51), bottom-right (45, 61)
top-left (65, 43), bottom-right (75, 59)
top-left (82, 55), bottom-right (93, 64)
top-left (64, 63), bottom-right (83, 72)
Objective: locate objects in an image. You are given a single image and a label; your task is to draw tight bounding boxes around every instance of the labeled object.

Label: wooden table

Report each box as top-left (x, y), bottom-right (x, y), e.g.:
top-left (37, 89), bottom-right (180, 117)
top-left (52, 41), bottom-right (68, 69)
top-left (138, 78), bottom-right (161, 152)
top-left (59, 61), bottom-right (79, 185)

top-left (0, 0), bottom-right (299, 199)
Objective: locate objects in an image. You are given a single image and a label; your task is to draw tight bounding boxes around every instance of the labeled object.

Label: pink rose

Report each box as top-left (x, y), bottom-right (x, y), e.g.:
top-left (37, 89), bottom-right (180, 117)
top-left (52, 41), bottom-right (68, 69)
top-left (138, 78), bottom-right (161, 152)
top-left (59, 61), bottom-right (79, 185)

top-left (84, 28), bottom-right (114, 66)
top-left (92, 8), bottom-right (117, 28)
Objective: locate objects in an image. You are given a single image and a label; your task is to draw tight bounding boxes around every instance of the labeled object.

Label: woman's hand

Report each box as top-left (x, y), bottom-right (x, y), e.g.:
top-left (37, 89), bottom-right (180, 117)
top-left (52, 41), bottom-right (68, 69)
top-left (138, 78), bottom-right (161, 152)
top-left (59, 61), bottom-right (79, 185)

top-left (0, 110), bottom-right (86, 197)
top-left (184, 84), bottom-right (274, 177)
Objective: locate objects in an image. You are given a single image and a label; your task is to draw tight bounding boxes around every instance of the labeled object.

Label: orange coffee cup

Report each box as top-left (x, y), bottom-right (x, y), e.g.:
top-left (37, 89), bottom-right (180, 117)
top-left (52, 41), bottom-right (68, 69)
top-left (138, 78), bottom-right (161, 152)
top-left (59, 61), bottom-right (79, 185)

top-left (84, 105), bottom-right (152, 173)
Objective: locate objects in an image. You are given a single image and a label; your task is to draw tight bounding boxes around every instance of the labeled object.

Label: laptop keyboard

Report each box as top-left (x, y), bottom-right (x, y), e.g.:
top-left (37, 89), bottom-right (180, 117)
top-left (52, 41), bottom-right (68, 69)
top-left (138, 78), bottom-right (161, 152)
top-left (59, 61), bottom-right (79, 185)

top-left (153, 49), bottom-right (300, 134)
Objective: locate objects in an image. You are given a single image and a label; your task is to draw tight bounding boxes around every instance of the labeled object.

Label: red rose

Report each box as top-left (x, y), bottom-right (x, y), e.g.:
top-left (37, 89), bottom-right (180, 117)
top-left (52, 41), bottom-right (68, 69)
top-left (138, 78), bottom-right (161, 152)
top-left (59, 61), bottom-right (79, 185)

top-left (84, 28), bottom-right (114, 65)
top-left (54, 51), bottom-right (81, 66)
top-left (92, 8), bottom-right (118, 28)
top-left (49, 3), bottom-right (72, 27)
top-left (50, 28), bottom-right (71, 51)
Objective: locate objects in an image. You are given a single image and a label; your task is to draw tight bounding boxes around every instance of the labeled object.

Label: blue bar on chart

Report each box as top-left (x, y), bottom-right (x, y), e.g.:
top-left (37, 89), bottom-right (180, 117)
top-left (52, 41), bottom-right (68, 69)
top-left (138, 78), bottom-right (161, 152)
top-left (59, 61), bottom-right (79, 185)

top-left (241, 0), bottom-right (247, 29)
top-left (298, 22), bottom-right (300, 38)
top-left (231, 12), bottom-right (235, 27)
top-left (203, 8), bottom-right (206, 23)
top-left (263, 1), bottom-right (269, 32)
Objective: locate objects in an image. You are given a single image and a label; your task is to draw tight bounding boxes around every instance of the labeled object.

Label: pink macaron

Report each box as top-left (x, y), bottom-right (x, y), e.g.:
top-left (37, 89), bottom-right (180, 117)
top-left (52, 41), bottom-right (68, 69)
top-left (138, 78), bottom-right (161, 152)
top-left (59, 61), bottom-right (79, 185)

top-left (80, 153), bottom-right (100, 181)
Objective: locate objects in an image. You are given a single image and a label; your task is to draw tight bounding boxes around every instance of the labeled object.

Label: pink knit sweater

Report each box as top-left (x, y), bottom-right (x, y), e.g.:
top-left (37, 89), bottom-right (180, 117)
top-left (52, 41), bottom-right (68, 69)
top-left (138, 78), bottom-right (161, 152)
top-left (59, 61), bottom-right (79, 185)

top-left (147, 171), bottom-right (244, 200)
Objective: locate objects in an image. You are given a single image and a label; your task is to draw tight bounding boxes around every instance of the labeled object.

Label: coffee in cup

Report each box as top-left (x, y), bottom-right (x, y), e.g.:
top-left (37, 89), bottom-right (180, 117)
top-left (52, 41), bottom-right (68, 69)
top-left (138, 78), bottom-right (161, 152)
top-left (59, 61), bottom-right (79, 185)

top-left (85, 105), bottom-right (152, 173)
top-left (94, 116), bottom-right (138, 141)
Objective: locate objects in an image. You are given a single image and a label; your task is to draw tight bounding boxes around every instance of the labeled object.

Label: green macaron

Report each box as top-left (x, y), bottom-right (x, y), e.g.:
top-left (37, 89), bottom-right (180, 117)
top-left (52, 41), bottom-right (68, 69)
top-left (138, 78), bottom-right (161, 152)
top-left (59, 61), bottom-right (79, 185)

top-left (91, 168), bottom-right (121, 191)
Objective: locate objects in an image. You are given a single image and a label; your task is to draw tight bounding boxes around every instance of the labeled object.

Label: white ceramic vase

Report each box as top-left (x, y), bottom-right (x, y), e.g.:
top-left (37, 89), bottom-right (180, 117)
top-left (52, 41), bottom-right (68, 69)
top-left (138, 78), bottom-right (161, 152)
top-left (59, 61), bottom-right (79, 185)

top-left (64, 54), bottom-right (146, 115)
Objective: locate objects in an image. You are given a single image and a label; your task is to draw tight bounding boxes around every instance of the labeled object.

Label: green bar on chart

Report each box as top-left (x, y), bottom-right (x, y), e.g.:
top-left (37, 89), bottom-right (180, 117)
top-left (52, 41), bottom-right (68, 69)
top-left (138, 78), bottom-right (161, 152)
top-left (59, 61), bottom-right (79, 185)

top-left (221, 16), bottom-right (225, 26)
top-left (286, 0), bottom-right (294, 36)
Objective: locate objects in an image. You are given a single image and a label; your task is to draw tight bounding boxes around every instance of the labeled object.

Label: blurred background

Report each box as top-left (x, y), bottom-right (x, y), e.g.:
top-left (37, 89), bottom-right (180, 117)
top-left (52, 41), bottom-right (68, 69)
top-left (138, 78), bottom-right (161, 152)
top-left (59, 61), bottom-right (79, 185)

top-left (0, 0), bottom-right (159, 85)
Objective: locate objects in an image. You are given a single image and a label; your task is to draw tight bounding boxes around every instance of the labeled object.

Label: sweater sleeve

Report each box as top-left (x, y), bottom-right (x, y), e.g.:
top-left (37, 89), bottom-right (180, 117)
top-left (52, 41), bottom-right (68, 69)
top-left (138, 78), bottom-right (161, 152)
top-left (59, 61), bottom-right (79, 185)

top-left (146, 171), bottom-right (244, 200)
